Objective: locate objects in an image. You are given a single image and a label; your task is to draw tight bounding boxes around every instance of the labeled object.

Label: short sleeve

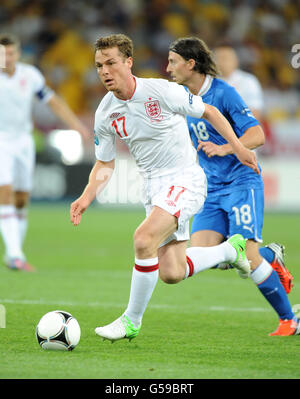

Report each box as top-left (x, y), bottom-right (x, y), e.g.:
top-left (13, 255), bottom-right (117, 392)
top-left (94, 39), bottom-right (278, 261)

top-left (163, 82), bottom-right (205, 118)
top-left (30, 66), bottom-right (54, 103)
top-left (223, 85), bottom-right (259, 134)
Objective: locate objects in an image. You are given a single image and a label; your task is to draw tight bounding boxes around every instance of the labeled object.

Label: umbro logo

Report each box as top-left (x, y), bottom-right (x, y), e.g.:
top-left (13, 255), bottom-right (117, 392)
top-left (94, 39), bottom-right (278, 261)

top-left (109, 112), bottom-right (121, 119)
top-left (165, 200), bottom-right (176, 207)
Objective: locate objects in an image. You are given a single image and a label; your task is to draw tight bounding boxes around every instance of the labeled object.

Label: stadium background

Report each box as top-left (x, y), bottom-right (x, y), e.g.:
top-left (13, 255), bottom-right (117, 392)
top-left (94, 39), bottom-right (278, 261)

top-left (1, 0), bottom-right (300, 381)
top-left (1, 0), bottom-right (299, 210)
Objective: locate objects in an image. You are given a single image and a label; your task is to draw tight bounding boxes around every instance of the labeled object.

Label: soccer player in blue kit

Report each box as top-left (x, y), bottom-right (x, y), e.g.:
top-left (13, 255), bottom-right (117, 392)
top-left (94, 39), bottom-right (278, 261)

top-left (167, 37), bottom-right (298, 336)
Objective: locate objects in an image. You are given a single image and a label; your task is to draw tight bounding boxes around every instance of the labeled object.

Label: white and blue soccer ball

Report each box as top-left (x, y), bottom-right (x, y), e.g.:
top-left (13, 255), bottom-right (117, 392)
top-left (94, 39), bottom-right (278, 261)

top-left (36, 310), bottom-right (81, 351)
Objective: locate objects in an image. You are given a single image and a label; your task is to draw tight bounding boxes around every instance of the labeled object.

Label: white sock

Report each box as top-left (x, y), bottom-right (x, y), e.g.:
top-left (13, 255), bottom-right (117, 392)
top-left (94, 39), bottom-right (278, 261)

top-left (250, 259), bottom-right (273, 285)
top-left (124, 257), bottom-right (159, 328)
top-left (0, 205), bottom-right (24, 259)
top-left (16, 208), bottom-right (28, 245)
top-left (185, 242), bottom-right (236, 278)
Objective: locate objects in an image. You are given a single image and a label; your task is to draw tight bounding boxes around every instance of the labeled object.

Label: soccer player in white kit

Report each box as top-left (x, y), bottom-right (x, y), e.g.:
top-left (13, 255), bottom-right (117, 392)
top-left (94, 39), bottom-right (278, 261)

top-left (0, 34), bottom-right (90, 271)
top-left (213, 45), bottom-right (264, 122)
top-left (70, 34), bottom-right (259, 342)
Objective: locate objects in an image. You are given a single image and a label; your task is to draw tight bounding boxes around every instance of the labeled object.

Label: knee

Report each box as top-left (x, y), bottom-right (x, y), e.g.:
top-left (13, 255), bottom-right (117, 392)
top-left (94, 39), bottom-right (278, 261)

top-left (14, 192), bottom-right (29, 209)
top-left (0, 185), bottom-right (14, 204)
top-left (15, 198), bottom-right (27, 209)
top-left (133, 228), bottom-right (155, 257)
top-left (159, 267), bottom-right (183, 285)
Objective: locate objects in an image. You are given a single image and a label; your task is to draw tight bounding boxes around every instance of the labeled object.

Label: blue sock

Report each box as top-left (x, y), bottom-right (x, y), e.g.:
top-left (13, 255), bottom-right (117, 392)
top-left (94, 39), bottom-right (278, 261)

top-left (251, 259), bottom-right (294, 320)
top-left (259, 247), bottom-right (275, 264)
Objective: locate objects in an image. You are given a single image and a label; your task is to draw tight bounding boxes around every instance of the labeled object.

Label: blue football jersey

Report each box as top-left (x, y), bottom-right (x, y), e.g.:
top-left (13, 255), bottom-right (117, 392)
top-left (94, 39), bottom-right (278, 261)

top-left (186, 77), bottom-right (264, 194)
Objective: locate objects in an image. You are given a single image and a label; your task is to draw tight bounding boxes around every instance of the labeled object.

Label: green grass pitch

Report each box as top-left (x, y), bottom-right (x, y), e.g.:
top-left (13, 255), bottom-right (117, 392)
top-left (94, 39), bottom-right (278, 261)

top-left (0, 204), bottom-right (299, 379)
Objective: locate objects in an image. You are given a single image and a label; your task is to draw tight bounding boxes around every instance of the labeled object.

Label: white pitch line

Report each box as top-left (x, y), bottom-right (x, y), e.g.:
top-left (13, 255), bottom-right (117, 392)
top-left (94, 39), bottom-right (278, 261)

top-left (0, 298), bottom-right (271, 313)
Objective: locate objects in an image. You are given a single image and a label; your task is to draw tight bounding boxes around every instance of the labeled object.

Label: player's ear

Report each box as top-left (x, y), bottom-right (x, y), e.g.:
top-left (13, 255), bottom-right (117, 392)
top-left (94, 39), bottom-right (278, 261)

top-left (126, 56), bottom-right (133, 69)
top-left (188, 58), bottom-right (196, 71)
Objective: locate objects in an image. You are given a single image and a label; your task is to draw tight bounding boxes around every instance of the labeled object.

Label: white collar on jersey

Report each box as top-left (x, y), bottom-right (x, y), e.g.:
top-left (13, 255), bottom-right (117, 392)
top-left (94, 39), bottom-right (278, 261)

top-left (197, 74), bottom-right (213, 96)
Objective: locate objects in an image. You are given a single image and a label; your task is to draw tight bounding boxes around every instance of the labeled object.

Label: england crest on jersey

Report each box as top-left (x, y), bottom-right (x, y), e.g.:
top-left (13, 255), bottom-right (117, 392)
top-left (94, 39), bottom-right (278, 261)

top-left (144, 99), bottom-right (161, 119)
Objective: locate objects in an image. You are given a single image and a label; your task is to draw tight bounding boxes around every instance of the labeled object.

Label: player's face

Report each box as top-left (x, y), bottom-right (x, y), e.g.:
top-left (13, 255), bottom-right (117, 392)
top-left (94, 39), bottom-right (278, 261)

top-left (214, 47), bottom-right (238, 77)
top-left (166, 51), bottom-right (193, 85)
top-left (2, 44), bottom-right (20, 73)
top-left (95, 47), bottom-right (133, 93)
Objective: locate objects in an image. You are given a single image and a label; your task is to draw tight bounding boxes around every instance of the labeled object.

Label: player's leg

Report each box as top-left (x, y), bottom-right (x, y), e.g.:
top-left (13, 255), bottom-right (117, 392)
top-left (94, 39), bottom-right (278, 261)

top-left (125, 205), bottom-right (221, 325)
top-left (0, 143), bottom-right (26, 267)
top-left (187, 196), bottom-right (250, 278)
top-left (201, 192), bottom-right (293, 291)
top-left (95, 169), bottom-right (249, 342)
top-left (12, 136), bottom-right (35, 271)
top-left (157, 239), bottom-right (188, 283)
top-left (14, 191), bottom-right (29, 245)
top-left (227, 188), bottom-right (299, 335)
top-left (95, 202), bottom-right (249, 342)
top-left (259, 243), bottom-right (293, 294)
top-left (157, 232), bottom-right (240, 283)
top-left (124, 205), bottom-right (178, 325)
top-left (98, 171), bottom-right (207, 340)
top-left (246, 239), bottom-right (297, 335)
top-left (154, 183), bottom-right (250, 283)
top-left (0, 184), bottom-right (25, 265)
top-left (188, 229), bottom-right (224, 276)
top-left (155, 230), bottom-right (250, 286)
top-left (190, 230), bottom-right (224, 247)
top-left (157, 217), bottom-right (250, 284)
top-left (95, 205), bottom-right (178, 341)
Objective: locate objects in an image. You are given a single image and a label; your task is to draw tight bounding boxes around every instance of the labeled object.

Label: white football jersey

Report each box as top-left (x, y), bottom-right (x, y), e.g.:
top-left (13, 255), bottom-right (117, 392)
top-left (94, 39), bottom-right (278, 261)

top-left (0, 62), bottom-right (53, 141)
top-left (94, 77), bottom-right (205, 177)
top-left (224, 69), bottom-right (264, 111)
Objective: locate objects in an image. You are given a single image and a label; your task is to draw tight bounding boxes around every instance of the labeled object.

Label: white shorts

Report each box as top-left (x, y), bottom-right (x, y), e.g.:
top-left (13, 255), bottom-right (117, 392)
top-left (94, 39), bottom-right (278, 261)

top-left (0, 135), bottom-right (35, 192)
top-left (141, 163), bottom-right (207, 247)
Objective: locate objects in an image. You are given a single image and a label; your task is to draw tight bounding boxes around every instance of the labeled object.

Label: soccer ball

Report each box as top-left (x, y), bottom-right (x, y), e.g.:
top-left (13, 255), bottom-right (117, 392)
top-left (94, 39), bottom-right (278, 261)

top-left (36, 310), bottom-right (81, 351)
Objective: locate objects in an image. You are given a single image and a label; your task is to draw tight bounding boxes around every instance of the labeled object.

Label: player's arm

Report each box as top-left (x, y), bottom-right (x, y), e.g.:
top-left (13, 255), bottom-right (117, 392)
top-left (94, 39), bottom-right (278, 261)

top-left (201, 104), bottom-right (259, 174)
top-left (70, 159), bottom-right (115, 226)
top-left (198, 84), bottom-right (264, 158)
top-left (164, 82), bottom-right (259, 173)
top-left (47, 94), bottom-right (91, 141)
top-left (213, 125), bottom-right (265, 156)
top-left (251, 109), bottom-right (262, 123)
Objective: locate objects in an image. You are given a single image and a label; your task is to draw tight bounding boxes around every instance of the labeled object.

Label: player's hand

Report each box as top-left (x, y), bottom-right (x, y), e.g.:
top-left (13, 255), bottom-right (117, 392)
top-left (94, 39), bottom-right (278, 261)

top-left (197, 140), bottom-right (226, 157)
top-left (70, 196), bottom-right (91, 226)
top-left (236, 147), bottom-right (260, 175)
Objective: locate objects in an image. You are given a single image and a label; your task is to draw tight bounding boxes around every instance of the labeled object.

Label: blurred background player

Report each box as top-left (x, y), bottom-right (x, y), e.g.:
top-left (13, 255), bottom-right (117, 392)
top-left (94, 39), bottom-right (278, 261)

top-left (214, 44), bottom-right (277, 156)
top-left (167, 37), bottom-right (297, 336)
top-left (214, 45), bottom-right (264, 122)
top-left (70, 34), bottom-right (259, 343)
top-left (0, 33), bottom-right (90, 271)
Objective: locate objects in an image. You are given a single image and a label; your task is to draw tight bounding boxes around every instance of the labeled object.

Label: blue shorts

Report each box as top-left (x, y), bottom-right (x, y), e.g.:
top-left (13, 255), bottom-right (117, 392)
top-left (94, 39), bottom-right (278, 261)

top-left (191, 188), bottom-right (264, 242)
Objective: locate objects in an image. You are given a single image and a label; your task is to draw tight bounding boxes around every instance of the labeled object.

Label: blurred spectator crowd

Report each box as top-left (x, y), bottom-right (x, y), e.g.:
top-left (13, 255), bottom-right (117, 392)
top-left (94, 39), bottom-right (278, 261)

top-left (1, 0), bottom-right (300, 145)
